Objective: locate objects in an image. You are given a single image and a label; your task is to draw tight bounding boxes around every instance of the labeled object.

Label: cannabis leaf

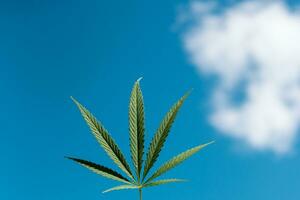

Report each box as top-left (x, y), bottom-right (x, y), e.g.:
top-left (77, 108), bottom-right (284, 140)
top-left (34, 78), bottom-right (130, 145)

top-left (142, 91), bottom-right (191, 180)
top-left (67, 78), bottom-right (213, 200)
top-left (144, 142), bottom-right (214, 183)
top-left (103, 184), bottom-right (139, 193)
top-left (66, 157), bottom-right (130, 184)
top-left (129, 78), bottom-right (145, 181)
top-left (71, 97), bottom-right (134, 181)
top-left (143, 179), bottom-right (186, 188)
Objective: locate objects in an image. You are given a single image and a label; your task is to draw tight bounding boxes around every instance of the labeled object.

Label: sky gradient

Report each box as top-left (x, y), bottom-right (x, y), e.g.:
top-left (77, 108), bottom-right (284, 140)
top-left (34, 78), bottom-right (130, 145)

top-left (1, 0), bottom-right (300, 200)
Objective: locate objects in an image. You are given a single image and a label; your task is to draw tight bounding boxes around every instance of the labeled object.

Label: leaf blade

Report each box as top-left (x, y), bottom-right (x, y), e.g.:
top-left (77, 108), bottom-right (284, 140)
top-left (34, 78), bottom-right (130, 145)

top-left (142, 91), bottom-right (191, 180)
top-left (129, 78), bottom-right (145, 180)
top-left (66, 157), bottom-right (130, 184)
top-left (145, 141), bottom-right (213, 183)
top-left (71, 97), bottom-right (134, 180)
top-left (102, 184), bottom-right (138, 193)
top-left (143, 178), bottom-right (186, 188)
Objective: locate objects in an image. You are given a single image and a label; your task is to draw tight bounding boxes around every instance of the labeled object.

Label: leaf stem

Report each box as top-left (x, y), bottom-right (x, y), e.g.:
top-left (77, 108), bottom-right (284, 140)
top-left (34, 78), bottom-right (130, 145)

top-left (139, 188), bottom-right (142, 200)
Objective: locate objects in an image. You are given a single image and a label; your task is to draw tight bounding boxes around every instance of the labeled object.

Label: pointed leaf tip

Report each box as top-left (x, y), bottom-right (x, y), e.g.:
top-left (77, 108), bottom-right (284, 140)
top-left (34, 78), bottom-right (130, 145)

top-left (185, 88), bottom-right (193, 97)
top-left (204, 140), bottom-right (215, 147)
top-left (70, 96), bottom-right (78, 104)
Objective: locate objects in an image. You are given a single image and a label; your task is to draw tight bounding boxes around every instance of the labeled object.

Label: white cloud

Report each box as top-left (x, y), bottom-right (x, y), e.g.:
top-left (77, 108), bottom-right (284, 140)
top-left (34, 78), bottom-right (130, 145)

top-left (182, 0), bottom-right (300, 154)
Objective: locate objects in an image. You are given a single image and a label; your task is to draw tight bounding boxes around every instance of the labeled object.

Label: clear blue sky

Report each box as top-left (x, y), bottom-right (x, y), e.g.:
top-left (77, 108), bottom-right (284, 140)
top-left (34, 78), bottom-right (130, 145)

top-left (1, 0), bottom-right (300, 200)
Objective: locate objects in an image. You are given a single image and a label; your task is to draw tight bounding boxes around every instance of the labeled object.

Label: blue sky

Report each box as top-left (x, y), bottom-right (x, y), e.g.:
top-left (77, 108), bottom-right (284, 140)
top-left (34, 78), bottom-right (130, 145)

top-left (1, 0), bottom-right (300, 200)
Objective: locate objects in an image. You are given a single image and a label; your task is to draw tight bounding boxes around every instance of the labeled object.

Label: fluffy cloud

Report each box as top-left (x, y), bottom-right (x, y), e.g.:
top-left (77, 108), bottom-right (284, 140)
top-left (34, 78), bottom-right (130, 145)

top-left (181, 1), bottom-right (300, 154)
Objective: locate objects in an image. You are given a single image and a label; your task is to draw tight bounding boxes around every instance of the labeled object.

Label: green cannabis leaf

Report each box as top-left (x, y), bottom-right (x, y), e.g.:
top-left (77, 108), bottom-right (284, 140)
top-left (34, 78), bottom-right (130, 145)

top-left (129, 77), bottom-right (145, 181)
top-left (67, 78), bottom-right (213, 200)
